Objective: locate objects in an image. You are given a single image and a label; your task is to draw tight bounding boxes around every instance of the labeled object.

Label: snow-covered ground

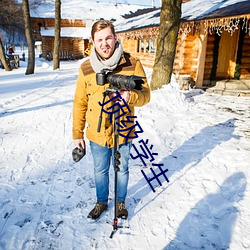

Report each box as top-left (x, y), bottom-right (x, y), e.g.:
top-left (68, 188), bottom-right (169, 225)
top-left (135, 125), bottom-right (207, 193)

top-left (0, 49), bottom-right (249, 250)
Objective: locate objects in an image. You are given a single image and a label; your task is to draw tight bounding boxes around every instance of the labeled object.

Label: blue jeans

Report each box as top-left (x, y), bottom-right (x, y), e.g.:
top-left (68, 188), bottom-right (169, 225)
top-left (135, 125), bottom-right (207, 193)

top-left (90, 141), bottom-right (132, 205)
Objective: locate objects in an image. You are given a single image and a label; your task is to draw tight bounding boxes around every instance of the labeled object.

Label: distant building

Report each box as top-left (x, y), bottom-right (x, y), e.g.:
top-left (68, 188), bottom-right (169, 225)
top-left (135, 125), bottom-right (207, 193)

top-left (30, 1), bottom-right (151, 60)
top-left (31, 18), bottom-right (92, 60)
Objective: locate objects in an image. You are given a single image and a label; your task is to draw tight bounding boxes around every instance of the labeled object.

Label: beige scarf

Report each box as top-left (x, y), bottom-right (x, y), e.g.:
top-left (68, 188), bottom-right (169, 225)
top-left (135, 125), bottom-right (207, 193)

top-left (90, 41), bottom-right (123, 73)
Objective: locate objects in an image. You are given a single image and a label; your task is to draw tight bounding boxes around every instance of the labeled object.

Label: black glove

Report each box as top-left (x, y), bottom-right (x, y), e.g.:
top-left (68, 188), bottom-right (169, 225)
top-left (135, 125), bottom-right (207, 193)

top-left (72, 146), bottom-right (86, 162)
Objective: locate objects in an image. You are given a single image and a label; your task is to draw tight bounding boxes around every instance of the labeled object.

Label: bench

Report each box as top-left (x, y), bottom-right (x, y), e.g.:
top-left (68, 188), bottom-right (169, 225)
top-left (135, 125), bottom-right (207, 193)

top-left (0, 54), bottom-right (20, 69)
top-left (9, 54), bottom-right (20, 69)
top-left (46, 51), bottom-right (75, 61)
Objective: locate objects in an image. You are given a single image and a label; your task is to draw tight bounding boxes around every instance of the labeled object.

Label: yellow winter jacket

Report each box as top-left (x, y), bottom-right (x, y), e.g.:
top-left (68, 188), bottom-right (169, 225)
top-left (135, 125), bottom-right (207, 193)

top-left (72, 52), bottom-right (150, 148)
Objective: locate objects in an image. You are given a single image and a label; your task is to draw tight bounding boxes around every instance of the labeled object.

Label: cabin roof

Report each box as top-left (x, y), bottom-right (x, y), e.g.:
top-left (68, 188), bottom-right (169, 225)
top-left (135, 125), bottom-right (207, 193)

top-left (182, 0), bottom-right (250, 21)
top-left (115, 8), bottom-right (160, 33)
top-left (115, 0), bottom-right (250, 32)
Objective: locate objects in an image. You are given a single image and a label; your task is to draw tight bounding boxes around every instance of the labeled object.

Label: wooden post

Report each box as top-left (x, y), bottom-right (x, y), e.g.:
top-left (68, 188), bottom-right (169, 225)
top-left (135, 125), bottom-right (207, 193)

top-left (195, 32), bottom-right (207, 88)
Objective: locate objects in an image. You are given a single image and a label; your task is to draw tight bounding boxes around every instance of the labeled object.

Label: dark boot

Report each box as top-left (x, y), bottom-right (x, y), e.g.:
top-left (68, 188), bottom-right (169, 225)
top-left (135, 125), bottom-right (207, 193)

top-left (117, 202), bottom-right (128, 219)
top-left (87, 202), bottom-right (108, 220)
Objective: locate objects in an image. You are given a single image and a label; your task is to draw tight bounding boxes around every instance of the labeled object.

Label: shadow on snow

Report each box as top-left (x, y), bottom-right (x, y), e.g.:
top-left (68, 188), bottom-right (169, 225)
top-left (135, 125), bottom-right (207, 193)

top-left (0, 100), bottom-right (73, 117)
top-left (128, 118), bottom-right (240, 212)
top-left (164, 172), bottom-right (247, 249)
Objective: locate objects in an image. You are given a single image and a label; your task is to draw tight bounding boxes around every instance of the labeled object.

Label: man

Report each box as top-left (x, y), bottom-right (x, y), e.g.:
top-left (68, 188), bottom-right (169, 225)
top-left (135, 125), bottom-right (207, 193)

top-left (72, 20), bottom-right (150, 220)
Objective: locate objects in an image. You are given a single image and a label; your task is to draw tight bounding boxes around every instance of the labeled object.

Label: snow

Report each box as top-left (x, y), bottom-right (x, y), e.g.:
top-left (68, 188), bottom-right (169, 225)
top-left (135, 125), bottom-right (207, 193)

top-left (114, 9), bottom-right (160, 32)
top-left (115, 0), bottom-right (249, 32)
top-left (40, 27), bottom-right (92, 39)
top-left (182, 0), bottom-right (249, 21)
top-left (94, 0), bottom-right (161, 7)
top-left (30, 0), bottom-right (153, 20)
top-left (0, 48), bottom-right (250, 249)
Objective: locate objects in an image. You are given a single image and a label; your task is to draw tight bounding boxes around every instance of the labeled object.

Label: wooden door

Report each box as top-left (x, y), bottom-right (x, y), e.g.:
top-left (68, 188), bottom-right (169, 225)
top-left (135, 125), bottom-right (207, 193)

top-left (216, 30), bottom-right (239, 78)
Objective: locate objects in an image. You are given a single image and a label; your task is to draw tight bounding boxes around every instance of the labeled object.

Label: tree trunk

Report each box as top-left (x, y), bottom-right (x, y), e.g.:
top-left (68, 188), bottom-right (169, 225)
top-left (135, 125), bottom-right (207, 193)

top-left (22, 0), bottom-right (35, 75)
top-left (0, 37), bottom-right (11, 71)
top-left (151, 0), bottom-right (182, 90)
top-left (53, 0), bottom-right (61, 70)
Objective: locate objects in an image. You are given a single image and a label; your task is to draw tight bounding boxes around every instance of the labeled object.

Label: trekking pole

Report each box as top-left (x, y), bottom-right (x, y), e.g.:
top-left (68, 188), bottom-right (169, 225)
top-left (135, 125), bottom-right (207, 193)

top-left (110, 104), bottom-right (121, 238)
top-left (97, 91), bottom-right (108, 133)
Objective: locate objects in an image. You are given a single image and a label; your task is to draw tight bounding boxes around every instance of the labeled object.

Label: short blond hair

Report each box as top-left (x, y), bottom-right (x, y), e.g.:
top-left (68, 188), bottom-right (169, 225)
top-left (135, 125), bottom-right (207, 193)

top-left (91, 20), bottom-right (116, 40)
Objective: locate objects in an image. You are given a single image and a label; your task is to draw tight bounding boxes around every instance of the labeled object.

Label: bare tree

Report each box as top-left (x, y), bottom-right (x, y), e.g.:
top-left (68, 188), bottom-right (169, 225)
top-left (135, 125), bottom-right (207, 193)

top-left (151, 0), bottom-right (182, 90)
top-left (0, 0), bottom-right (23, 71)
top-left (53, 0), bottom-right (61, 70)
top-left (0, 37), bottom-right (11, 71)
top-left (29, 0), bottom-right (47, 8)
top-left (22, 0), bottom-right (35, 75)
top-left (0, 0), bottom-right (24, 38)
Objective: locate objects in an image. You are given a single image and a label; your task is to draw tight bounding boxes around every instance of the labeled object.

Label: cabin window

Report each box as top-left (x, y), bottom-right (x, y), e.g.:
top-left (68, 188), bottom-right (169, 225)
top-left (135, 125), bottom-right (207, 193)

top-left (150, 38), bottom-right (155, 53)
top-left (137, 38), bottom-right (156, 54)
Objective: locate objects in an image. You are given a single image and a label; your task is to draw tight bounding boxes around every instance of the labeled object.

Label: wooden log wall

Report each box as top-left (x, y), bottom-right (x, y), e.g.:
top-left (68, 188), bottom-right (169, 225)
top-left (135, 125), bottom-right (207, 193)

top-left (41, 37), bottom-right (53, 57)
top-left (120, 38), bottom-right (156, 68)
top-left (173, 34), bottom-right (199, 80)
top-left (32, 17), bottom-right (88, 59)
top-left (72, 38), bottom-right (87, 55)
top-left (32, 18), bottom-right (86, 29)
top-left (134, 53), bottom-right (156, 68)
top-left (61, 38), bottom-right (74, 52)
top-left (41, 37), bottom-right (86, 58)
top-left (203, 33), bottom-right (216, 82)
top-left (183, 35), bottom-right (198, 79)
top-left (173, 34), bottom-right (185, 75)
top-left (240, 35), bottom-right (250, 79)
top-left (120, 39), bottom-right (137, 54)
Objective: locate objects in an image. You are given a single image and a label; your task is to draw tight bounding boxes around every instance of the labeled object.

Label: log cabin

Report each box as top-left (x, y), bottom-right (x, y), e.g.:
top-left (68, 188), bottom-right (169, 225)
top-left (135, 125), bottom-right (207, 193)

top-left (115, 0), bottom-right (250, 93)
top-left (30, 1), bottom-right (152, 61)
top-left (31, 18), bottom-right (92, 60)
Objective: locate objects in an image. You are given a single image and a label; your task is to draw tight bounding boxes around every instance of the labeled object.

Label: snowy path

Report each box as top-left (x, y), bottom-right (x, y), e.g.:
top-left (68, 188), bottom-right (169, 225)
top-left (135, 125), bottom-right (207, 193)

top-left (0, 59), bottom-right (250, 249)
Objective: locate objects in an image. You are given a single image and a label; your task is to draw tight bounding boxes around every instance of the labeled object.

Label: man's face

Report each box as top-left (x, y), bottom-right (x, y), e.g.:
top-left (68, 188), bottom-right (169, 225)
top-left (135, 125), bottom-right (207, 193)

top-left (93, 27), bottom-right (117, 60)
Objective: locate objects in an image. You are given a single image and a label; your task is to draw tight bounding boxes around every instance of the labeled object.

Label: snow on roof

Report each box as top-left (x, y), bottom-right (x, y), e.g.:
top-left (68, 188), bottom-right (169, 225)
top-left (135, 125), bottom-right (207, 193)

top-left (182, 0), bottom-right (250, 21)
top-left (30, 0), bottom-right (151, 20)
top-left (114, 0), bottom-right (250, 32)
top-left (114, 8), bottom-right (160, 32)
top-left (40, 27), bottom-right (92, 39)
